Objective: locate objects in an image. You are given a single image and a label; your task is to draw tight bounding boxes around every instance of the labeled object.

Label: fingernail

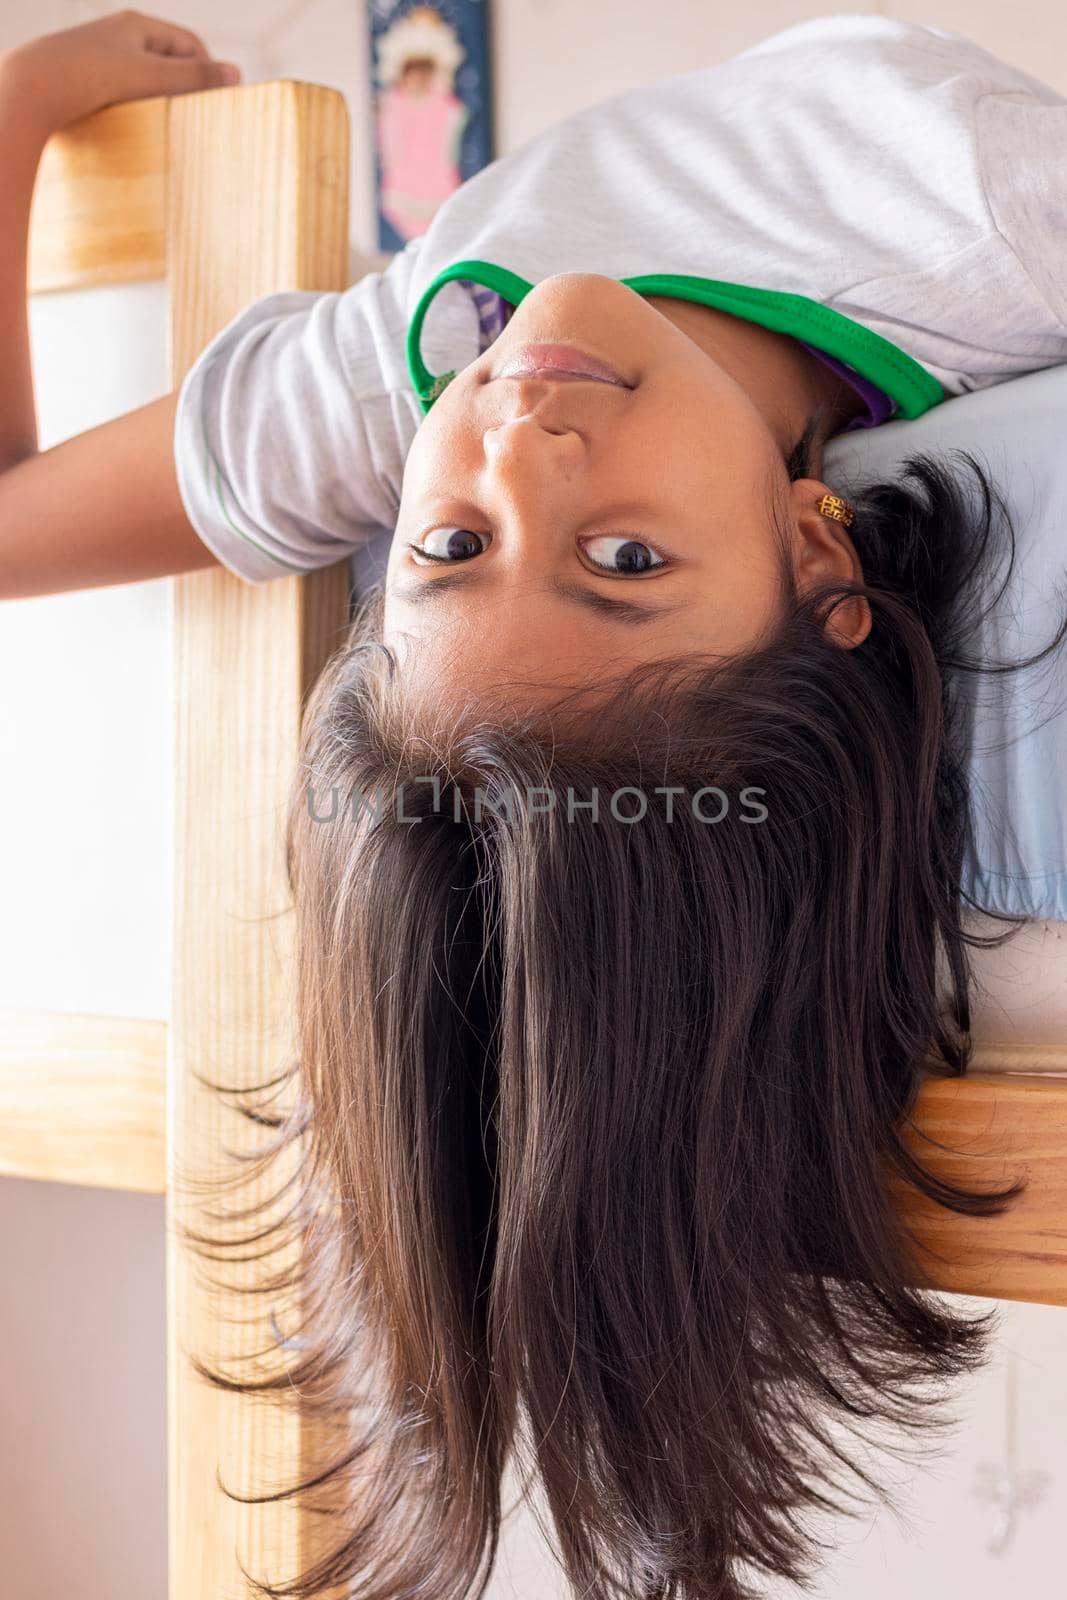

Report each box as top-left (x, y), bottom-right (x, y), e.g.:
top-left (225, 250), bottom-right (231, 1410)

top-left (220, 62), bottom-right (242, 85)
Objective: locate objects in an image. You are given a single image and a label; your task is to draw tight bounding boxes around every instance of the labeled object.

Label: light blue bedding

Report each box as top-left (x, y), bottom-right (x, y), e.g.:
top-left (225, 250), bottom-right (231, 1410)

top-left (826, 364), bottom-right (1067, 920)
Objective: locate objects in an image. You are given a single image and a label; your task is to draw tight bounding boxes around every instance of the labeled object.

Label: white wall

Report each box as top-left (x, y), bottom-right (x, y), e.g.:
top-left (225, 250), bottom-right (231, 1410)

top-left (2, 3), bottom-right (1065, 1596)
top-left (0, 279), bottom-right (171, 1598)
top-left (0, 1177), bottom-right (166, 1600)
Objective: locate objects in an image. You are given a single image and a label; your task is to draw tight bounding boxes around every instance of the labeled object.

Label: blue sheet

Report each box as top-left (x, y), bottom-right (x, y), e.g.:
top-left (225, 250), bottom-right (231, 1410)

top-left (827, 364), bottom-right (1067, 920)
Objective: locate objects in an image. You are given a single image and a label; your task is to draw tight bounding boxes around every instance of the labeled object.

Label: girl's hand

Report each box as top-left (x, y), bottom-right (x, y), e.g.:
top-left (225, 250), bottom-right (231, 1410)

top-left (0, 10), bottom-right (241, 143)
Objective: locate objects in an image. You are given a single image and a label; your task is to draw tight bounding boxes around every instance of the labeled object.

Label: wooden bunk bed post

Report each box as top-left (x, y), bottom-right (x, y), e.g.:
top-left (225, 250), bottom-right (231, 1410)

top-left (166, 84), bottom-right (352, 1599)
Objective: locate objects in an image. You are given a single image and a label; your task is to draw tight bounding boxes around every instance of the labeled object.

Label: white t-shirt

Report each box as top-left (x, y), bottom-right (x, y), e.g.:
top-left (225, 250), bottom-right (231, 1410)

top-left (174, 11), bottom-right (1067, 585)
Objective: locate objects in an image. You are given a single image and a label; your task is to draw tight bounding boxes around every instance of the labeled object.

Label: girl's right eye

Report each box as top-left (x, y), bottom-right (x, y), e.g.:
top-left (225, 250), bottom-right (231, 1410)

top-left (406, 528), bottom-right (489, 563)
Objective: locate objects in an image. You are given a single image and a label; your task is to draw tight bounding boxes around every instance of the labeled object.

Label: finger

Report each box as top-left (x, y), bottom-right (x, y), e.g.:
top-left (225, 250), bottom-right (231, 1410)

top-left (127, 14), bottom-right (211, 60)
top-left (146, 27), bottom-right (209, 61)
top-left (143, 52), bottom-right (242, 95)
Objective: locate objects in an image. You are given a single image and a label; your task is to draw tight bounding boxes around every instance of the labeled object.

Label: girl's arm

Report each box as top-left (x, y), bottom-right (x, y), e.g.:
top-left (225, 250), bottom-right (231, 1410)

top-left (0, 11), bottom-right (239, 600)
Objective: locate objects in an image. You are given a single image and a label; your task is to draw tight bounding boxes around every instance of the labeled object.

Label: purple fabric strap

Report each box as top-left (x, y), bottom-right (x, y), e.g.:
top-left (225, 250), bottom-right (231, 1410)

top-left (457, 284), bottom-right (896, 432)
top-left (795, 338), bottom-right (896, 431)
top-left (463, 281), bottom-right (512, 349)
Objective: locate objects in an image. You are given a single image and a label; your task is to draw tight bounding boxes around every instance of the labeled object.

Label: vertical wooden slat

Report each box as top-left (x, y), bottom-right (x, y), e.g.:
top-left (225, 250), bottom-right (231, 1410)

top-left (165, 83), bottom-right (352, 1600)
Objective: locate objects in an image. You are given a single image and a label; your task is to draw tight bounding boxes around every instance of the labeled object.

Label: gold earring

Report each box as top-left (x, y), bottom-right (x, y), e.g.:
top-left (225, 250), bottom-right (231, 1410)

top-left (818, 491), bottom-right (855, 529)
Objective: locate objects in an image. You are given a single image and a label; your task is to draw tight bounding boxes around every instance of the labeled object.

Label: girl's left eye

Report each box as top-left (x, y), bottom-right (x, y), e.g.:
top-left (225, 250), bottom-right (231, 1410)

top-left (406, 527), bottom-right (489, 563)
top-left (579, 535), bottom-right (668, 575)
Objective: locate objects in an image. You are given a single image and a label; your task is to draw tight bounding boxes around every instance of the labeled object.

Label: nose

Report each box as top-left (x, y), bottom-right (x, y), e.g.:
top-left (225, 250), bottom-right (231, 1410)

top-left (474, 414), bottom-right (585, 569)
top-left (483, 410), bottom-right (583, 460)
top-left (481, 411), bottom-right (585, 520)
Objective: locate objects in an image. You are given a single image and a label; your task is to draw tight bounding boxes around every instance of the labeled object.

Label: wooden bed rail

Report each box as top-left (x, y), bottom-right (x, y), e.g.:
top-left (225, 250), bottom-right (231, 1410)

top-left (3, 1020), bottom-right (1064, 1303)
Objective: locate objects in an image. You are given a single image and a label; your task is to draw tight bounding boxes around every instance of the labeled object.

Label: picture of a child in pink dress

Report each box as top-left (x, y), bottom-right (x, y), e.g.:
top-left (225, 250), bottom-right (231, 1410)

top-left (374, 5), bottom-right (469, 242)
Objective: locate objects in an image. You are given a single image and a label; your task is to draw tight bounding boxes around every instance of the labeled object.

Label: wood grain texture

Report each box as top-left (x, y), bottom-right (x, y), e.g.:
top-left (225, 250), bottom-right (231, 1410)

top-left (166, 83), bottom-right (351, 1600)
top-left (29, 99), bottom-right (167, 294)
top-left (0, 1009), bottom-right (165, 1193)
top-left (891, 1072), bottom-right (1067, 1307)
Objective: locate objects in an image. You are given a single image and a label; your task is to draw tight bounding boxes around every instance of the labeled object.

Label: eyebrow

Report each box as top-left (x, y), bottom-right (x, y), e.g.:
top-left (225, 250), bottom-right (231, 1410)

top-left (389, 569), bottom-right (685, 625)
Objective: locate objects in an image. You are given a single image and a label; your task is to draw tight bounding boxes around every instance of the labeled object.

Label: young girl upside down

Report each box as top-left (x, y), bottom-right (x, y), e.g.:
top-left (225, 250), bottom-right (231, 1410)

top-left (3, 12), bottom-right (1067, 1600)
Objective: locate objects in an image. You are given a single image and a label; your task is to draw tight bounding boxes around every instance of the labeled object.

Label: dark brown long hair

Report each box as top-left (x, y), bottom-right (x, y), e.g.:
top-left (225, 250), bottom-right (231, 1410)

top-left (184, 425), bottom-right (1067, 1600)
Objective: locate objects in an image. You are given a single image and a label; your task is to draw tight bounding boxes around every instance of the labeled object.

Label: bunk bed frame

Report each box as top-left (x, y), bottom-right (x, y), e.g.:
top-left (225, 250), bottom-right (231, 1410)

top-left (1, 84), bottom-right (1064, 1596)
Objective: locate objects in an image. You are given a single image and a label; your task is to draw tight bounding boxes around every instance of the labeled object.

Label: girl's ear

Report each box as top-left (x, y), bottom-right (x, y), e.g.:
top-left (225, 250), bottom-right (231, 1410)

top-left (790, 478), bottom-right (873, 650)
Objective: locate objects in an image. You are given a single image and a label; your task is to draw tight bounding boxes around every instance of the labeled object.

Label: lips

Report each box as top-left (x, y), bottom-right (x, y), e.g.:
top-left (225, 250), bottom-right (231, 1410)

top-left (493, 342), bottom-right (631, 387)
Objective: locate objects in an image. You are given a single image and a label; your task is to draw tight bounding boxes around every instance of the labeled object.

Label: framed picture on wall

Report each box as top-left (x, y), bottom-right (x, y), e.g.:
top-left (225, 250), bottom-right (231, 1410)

top-left (367, 0), bottom-right (494, 252)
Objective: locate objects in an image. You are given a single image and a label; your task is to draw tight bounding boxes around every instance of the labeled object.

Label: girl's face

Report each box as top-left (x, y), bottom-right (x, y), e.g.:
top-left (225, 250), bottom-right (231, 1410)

top-left (384, 273), bottom-right (868, 710)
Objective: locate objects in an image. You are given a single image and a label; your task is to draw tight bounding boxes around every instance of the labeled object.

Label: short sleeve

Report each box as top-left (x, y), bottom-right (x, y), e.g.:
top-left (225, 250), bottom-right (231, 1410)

top-left (977, 91), bottom-right (1067, 332)
top-left (173, 246), bottom-right (428, 585)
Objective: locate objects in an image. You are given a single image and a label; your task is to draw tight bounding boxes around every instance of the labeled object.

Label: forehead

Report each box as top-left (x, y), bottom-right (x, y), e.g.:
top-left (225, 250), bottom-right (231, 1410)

top-left (390, 623), bottom-right (623, 719)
